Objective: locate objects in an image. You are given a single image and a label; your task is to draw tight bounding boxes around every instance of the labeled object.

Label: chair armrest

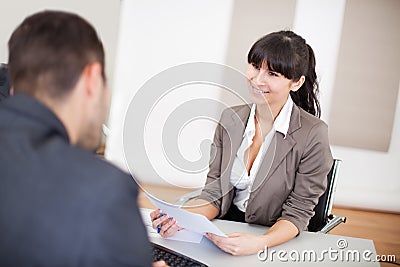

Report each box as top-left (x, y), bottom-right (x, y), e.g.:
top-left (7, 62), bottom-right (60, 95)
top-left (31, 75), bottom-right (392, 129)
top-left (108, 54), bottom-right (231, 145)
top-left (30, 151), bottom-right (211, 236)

top-left (318, 214), bottom-right (347, 234)
top-left (174, 189), bottom-right (202, 207)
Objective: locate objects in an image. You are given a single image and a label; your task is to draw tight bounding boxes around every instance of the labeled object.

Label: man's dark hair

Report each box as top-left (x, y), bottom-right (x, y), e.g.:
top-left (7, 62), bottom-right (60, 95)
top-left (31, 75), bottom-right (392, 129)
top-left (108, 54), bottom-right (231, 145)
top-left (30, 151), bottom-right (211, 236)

top-left (8, 10), bottom-right (105, 98)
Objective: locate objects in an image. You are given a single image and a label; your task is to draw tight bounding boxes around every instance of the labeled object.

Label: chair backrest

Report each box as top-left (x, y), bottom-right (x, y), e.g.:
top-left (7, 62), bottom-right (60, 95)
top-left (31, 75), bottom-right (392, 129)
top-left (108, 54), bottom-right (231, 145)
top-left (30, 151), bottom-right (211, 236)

top-left (307, 159), bottom-right (342, 232)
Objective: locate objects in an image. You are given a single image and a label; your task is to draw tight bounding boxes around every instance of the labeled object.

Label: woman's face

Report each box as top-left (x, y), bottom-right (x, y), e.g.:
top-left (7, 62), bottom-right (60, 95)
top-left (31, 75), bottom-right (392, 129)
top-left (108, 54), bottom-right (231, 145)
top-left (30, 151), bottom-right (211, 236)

top-left (246, 62), bottom-right (301, 109)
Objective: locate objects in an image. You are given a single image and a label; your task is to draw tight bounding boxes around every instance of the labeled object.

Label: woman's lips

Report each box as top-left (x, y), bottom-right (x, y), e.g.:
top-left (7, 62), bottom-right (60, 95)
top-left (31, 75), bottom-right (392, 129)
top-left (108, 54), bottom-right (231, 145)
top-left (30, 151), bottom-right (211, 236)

top-left (252, 86), bottom-right (269, 94)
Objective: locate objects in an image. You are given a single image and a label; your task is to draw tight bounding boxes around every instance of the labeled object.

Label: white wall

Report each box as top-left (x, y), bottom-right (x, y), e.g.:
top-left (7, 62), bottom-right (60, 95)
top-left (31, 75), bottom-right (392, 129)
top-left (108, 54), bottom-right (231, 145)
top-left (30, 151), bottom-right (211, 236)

top-left (0, 0), bottom-right (120, 87)
top-left (292, 0), bottom-right (400, 213)
top-left (331, 87), bottom-right (400, 212)
top-left (292, 0), bottom-right (347, 123)
top-left (106, 0), bottom-right (235, 188)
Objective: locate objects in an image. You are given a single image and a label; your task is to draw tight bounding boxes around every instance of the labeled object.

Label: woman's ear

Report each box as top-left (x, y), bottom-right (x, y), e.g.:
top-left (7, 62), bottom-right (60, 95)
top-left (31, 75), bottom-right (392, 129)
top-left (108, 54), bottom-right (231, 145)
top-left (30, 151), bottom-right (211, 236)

top-left (291, 75), bottom-right (305, 92)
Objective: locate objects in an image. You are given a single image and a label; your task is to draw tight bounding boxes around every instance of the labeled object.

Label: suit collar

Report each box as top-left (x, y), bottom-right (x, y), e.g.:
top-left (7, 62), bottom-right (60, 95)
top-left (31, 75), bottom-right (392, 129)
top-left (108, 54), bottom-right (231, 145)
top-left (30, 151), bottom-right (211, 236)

top-left (221, 103), bottom-right (303, 194)
top-left (220, 105), bottom-right (251, 196)
top-left (227, 103), bottom-right (301, 140)
top-left (2, 93), bottom-right (69, 142)
top-left (226, 105), bottom-right (252, 164)
top-left (252, 105), bottom-right (302, 193)
top-left (228, 100), bottom-right (301, 134)
top-left (228, 104), bottom-right (251, 127)
top-left (287, 104), bottom-right (302, 135)
top-left (274, 96), bottom-right (294, 138)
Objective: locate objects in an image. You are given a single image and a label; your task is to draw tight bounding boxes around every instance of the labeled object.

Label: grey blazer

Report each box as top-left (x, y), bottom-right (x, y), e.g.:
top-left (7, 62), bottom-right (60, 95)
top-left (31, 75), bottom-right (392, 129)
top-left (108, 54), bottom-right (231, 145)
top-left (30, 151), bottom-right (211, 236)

top-left (198, 104), bottom-right (333, 232)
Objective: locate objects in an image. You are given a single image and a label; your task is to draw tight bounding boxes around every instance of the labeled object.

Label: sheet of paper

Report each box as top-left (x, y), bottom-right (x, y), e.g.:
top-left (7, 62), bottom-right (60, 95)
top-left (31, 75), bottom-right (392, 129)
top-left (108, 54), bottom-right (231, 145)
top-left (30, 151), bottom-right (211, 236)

top-left (140, 208), bottom-right (204, 243)
top-left (146, 193), bottom-right (227, 237)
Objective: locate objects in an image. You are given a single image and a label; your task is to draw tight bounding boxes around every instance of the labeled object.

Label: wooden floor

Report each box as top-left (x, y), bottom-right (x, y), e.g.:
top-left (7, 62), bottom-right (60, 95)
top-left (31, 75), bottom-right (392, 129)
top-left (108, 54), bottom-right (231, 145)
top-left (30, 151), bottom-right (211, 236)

top-left (138, 184), bottom-right (400, 266)
top-left (330, 207), bottom-right (400, 267)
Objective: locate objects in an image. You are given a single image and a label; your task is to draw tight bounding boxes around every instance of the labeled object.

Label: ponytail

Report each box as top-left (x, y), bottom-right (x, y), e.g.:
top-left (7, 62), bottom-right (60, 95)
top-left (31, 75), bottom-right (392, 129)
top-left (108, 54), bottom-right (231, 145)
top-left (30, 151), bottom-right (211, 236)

top-left (290, 44), bottom-right (321, 118)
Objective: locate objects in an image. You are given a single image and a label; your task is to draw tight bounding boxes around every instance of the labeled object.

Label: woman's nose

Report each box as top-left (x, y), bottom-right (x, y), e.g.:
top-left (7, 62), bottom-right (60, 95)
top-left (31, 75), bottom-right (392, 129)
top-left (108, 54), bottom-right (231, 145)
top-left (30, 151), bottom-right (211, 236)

top-left (255, 70), bottom-right (266, 85)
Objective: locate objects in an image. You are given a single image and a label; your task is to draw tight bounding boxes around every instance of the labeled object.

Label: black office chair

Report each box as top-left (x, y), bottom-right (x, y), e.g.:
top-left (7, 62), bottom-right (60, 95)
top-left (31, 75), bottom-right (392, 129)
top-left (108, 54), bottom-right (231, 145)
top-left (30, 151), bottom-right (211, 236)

top-left (175, 159), bottom-right (346, 234)
top-left (307, 159), bottom-right (346, 233)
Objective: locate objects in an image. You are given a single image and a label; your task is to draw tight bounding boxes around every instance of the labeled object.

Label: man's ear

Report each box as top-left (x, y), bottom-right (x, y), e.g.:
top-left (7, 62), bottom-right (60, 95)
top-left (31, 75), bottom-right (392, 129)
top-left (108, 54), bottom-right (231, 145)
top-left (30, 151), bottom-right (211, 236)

top-left (291, 75), bottom-right (305, 92)
top-left (82, 62), bottom-right (103, 97)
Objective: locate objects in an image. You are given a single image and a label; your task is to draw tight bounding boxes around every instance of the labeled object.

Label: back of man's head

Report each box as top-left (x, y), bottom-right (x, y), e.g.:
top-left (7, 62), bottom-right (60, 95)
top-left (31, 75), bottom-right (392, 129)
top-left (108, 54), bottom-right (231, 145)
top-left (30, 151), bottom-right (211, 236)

top-left (8, 10), bottom-right (105, 99)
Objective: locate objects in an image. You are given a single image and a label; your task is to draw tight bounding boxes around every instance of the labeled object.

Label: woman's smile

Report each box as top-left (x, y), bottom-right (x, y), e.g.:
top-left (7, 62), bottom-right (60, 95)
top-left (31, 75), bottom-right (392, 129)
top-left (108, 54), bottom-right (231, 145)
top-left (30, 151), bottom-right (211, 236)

top-left (250, 83), bottom-right (270, 94)
top-left (253, 86), bottom-right (269, 94)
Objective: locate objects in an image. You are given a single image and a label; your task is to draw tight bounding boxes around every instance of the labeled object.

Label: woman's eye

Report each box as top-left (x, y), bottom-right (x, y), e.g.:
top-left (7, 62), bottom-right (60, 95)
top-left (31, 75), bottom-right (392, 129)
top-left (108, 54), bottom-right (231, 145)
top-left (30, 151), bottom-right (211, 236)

top-left (251, 63), bottom-right (261, 70)
top-left (268, 71), bottom-right (278, 77)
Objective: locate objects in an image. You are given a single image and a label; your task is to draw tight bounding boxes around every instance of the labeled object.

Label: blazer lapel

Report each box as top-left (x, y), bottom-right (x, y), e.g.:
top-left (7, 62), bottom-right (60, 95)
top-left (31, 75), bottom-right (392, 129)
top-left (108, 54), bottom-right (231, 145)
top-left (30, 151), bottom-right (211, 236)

top-left (251, 104), bottom-right (302, 192)
top-left (221, 105), bottom-right (251, 196)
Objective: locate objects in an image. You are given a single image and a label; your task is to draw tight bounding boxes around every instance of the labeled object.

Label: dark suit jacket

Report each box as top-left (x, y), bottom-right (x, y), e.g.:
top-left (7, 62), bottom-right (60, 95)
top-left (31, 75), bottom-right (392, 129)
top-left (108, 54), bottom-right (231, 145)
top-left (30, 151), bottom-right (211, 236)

top-left (0, 94), bottom-right (151, 266)
top-left (0, 64), bottom-right (11, 101)
top-left (199, 104), bottom-right (333, 232)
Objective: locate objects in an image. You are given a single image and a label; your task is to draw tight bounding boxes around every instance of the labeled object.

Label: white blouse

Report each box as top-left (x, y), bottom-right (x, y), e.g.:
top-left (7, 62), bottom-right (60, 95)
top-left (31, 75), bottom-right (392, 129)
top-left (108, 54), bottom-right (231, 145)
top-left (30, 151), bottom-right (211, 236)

top-left (230, 96), bottom-right (294, 212)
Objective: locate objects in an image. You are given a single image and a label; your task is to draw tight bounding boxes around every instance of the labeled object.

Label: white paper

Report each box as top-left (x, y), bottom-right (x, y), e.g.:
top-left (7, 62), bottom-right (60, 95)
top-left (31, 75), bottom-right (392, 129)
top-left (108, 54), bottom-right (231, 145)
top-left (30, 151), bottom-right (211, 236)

top-left (146, 194), bottom-right (227, 237)
top-left (140, 208), bottom-right (204, 243)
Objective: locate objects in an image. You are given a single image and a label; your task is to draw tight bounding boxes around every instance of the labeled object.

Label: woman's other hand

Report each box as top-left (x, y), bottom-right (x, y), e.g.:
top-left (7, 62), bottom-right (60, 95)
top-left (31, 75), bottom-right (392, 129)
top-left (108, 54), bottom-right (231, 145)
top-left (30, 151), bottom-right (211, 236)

top-left (150, 209), bottom-right (182, 238)
top-left (205, 232), bottom-right (267, 256)
top-left (152, 260), bottom-right (169, 267)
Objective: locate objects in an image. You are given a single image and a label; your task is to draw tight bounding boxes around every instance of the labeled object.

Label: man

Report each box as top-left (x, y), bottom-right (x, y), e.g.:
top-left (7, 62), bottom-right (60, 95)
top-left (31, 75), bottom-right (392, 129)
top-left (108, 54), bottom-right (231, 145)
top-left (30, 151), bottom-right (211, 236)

top-left (0, 11), bottom-right (160, 266)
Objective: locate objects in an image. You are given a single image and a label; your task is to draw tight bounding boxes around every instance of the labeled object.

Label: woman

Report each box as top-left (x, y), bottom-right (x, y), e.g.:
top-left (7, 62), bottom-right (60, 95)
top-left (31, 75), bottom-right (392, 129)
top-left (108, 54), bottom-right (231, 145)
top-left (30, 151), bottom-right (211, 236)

top-left (151, 30), bottom-right (333, 256)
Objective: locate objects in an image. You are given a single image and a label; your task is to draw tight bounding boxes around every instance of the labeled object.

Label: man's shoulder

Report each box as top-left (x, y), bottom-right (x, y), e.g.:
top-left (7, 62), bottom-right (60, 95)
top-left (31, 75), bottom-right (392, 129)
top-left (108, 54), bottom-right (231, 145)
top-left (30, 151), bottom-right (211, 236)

top-left (61, 145), bottom-right (133, 184)
top-left (40, 143), bottom-right (139, 214)
top-left (32, 137), bottom-right (136, 196)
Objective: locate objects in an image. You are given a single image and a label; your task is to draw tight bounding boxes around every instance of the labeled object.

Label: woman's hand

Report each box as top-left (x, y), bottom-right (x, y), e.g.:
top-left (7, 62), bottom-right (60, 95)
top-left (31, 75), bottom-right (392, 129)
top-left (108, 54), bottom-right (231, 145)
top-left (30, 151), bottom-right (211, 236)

top-left (152, 260), bottom-right (169, 267)
top-left (205, 232), bottom-right (267, 256)
top-left (150, 209), bottom-right (182, 238)
top-left (205, 220), bottom-right (298, 255)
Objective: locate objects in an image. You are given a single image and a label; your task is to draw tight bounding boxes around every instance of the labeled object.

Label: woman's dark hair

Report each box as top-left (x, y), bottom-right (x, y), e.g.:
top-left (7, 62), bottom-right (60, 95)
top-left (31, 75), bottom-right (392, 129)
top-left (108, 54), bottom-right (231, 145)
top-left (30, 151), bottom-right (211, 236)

top-left (8, 11), bottom-right (105, 99)
top-left (248, 30), bottom-right (321, 117)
